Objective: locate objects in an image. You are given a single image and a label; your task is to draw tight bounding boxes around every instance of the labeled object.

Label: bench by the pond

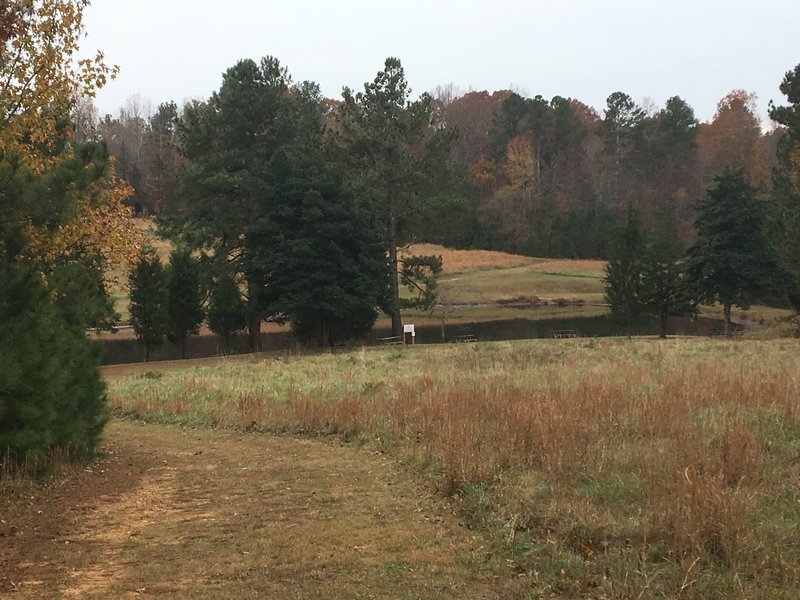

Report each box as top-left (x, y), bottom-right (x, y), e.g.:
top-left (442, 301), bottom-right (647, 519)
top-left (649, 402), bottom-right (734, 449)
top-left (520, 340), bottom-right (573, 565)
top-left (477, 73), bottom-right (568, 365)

top-left (378, 335), bottom-right (404, 346)
top-left (454, 334), bottom-right (477, 343)
top-left (553, 329), bottom-right (578, 339)
top-left (710, 327), bottom-right (744, 338)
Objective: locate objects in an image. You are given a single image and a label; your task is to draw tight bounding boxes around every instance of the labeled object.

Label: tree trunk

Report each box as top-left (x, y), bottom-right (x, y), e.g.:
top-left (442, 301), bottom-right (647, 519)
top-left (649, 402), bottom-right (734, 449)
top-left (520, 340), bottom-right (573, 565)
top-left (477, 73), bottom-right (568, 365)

top-left (660, 309), bottom-right (668, 339)
top-left (387, 210), bottom-right (403, 338)
top-left (144, 343), bottom-right (149, 363)
top-left (319, 320), bottom-right (330, 349)
top-left (723, 302), bottom-right (732, 338)
top-left (247, 280), bottom-right (262, 352)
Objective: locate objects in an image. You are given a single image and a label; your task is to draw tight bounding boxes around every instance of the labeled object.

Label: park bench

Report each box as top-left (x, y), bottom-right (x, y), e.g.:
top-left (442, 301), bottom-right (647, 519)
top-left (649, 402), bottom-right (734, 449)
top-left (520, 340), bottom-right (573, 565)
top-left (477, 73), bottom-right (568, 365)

top-left (454, 334), bottom-right (477, 343)
top-left (378, 335), bottom-right (404, 346)
top-left (710, 327), bottom-right (744, 338)
top-left (553, 329), bottom-right (578, 339)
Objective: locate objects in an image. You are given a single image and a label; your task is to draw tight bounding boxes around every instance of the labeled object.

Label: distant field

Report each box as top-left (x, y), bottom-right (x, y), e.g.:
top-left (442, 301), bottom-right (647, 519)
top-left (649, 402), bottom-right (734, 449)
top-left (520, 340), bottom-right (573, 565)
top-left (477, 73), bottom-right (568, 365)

top-left (109, 230), bottom-right (608, 324)
top-left (402, 243), bottom-right (606, 307)
top-left (110, 229), bottom-right (792, 331)
top-left (106, 338), bottom-right (800, 598)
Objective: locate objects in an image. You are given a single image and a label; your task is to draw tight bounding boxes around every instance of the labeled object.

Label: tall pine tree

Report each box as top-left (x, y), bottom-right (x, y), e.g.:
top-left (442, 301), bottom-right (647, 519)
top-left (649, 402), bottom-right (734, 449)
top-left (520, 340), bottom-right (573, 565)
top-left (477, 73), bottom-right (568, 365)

top-left (768, 63), bottom-right (800, 311)
top-left (337, 58), bottom-right (454, 337)
top-left (686, 167), bottom-right (785, 336)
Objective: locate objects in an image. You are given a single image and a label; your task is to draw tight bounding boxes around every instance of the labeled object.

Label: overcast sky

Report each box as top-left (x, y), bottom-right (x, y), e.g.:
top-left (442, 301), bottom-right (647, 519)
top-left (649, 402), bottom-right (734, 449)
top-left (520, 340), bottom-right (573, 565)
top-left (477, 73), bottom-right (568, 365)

top-left (83, 0), bottom-right (799, 124)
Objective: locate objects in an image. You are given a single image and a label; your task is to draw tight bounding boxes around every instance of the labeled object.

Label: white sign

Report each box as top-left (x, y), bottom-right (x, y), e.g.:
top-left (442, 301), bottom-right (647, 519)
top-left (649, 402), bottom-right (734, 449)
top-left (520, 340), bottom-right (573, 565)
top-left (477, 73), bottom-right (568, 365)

top-left (403, 324), bottom-right (416, 336)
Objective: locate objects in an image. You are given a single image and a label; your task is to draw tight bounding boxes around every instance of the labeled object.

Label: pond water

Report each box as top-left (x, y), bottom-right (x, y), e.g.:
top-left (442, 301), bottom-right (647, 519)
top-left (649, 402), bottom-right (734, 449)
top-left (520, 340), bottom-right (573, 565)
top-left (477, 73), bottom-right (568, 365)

top-left (98, 314), bottom-right (727, 365)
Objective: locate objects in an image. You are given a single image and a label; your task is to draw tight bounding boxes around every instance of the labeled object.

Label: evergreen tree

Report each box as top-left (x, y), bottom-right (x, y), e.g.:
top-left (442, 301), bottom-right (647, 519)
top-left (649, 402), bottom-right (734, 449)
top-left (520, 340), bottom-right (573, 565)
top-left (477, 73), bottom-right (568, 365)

top-left (0, 261), bottom-right (106, 465)
top-left (768, 64), bottom-right (800, 311)
top-left (400, 255), bottom-right (444, 311)
top-left (166, 248), bottom-right (205, 358)
top-left (48, 254), bottom-right (119, 332)
top-left (129, 249), bottom-right (169, 361)
top-left (207, 270), bottom-right (248, 352)
top-left (248, 151), bottom-right (387, 347)
top-left (337, 57), bottom-right (454, 337)
top-left (170, 57), bottom-right (293, 351)
top-left (640, 217), bottom-right (694, 338)
top-left (604, 205), bottom-right (644, 337)
top-left (685, 167), bottom-right (786, 336)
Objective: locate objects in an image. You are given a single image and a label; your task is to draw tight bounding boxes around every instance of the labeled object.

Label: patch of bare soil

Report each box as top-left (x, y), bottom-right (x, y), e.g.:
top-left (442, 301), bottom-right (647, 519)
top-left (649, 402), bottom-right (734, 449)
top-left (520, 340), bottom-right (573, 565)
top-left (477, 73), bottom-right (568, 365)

top-left (1, 421), bottom-right (510, 599)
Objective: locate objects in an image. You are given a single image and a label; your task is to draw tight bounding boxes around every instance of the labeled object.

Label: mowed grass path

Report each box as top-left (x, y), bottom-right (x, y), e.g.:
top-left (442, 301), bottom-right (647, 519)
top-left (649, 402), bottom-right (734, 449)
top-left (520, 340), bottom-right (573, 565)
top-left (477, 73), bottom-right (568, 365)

top-left (1, 421), bottom-right (508, 599)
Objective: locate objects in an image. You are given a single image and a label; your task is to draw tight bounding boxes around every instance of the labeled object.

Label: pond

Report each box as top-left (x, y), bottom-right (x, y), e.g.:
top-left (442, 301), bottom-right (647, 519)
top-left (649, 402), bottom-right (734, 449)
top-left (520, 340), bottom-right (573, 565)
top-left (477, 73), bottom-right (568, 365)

top-left (97, 314), bottom-right (728, 365)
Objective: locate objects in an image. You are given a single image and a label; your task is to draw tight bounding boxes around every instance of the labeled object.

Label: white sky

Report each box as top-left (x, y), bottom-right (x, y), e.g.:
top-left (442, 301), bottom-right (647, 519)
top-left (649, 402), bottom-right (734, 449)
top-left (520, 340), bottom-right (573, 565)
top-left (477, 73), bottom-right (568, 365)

top-left (83, 0), bottom-right (799, 124)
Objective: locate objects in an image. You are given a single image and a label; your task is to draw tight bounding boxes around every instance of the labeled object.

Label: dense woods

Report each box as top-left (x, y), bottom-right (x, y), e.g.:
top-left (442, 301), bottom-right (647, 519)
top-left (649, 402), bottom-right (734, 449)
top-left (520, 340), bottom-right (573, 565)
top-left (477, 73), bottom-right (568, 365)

top-left (94, 80), bottom-right (785, 258)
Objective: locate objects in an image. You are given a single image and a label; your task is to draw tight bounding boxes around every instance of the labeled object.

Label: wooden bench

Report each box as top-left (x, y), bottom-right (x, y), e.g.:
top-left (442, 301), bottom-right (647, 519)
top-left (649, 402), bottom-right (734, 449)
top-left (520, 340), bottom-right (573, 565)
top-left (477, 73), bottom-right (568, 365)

top-left (553, 329), bottom-right (578, 339)
top-left (378, 335), bottom-right (404, 346)
top-left (454, 334), bottom-right (477, 343)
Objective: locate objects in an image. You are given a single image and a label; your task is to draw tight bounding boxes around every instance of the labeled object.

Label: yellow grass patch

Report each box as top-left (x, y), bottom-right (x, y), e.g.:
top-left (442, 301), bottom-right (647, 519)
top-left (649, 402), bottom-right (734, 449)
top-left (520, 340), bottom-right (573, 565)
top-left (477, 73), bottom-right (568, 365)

top-left (401, 243), bottom-right (535, 272)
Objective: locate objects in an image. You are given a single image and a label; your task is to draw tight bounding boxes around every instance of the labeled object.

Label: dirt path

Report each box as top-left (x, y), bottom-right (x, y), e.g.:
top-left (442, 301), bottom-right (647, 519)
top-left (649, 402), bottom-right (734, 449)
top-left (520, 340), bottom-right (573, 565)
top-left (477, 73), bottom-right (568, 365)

top-left (1, 421), bottom-right (507, 599)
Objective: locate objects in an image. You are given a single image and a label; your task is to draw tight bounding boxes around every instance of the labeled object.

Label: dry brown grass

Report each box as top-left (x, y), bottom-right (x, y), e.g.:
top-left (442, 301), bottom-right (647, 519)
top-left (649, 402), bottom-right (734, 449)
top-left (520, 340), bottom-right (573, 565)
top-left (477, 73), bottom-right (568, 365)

top-left (401, 243), bottom-right (536, 272)
top-left (132, 217), bottom-right (172, 261)
top-left (401, 243), bottom-right (605, 278)
top-left (106, 339), bottom-right (800, 597)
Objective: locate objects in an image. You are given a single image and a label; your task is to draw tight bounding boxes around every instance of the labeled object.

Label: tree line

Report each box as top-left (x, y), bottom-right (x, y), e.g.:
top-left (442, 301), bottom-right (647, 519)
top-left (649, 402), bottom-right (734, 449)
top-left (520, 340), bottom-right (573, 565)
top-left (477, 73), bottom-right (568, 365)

top-left (89, 59), bottom-right (800, 344)
top-left (123, 56), bottom-right (449, 354)
top-left (605, 167), bottom-right (796, 339)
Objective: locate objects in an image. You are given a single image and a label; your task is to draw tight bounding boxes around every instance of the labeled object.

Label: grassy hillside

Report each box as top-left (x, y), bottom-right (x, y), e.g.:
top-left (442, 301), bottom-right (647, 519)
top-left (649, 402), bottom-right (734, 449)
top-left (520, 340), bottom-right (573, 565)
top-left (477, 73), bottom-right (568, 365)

top-left (107, 338), bottom-right (800, 598)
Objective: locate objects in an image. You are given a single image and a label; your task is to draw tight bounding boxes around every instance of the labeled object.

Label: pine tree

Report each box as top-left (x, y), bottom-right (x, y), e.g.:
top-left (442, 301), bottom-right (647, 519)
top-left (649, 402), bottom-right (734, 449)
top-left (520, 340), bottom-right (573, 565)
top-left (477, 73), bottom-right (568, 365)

top-left (166, 248), bottom-right (205, 358)
top-left (639, 217), bottom-right (694, 338)
top-left (170, 57), bottom-right (293, 351)
top-left (129, 249), bottom-right (169, 361)
top-left (686, 167), bottom-right (786, 336)
top-left (336, 58), bottom-right (454, 337)
top-left (604, 206), bottom-right (643, 337)
top-left (248, 151), bottom-right (387, 347)
top-left (768, 63), bottom-right (800, 311)
top-left (207, 270), bottom-right (248, 352)
top-left (0, 261), bottom-right (107, 465)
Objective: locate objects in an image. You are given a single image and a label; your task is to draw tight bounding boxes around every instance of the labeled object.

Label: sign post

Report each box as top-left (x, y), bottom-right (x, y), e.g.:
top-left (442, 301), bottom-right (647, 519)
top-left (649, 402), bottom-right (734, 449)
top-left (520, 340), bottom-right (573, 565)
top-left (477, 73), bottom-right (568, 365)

top-left (403, 324), bottom-right (416, 345)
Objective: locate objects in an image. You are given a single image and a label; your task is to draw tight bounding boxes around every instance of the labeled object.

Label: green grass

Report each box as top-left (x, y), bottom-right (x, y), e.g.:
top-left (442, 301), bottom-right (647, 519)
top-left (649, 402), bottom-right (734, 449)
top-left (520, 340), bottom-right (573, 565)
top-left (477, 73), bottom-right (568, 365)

top-left (437, 265), bottom-right (605, 305)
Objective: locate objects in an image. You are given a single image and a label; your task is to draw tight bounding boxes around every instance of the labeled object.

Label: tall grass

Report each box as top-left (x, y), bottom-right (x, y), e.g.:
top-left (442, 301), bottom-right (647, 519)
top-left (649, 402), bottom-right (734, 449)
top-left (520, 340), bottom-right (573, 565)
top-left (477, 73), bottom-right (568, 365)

top-left (108, 339), bottom-right (800, 598)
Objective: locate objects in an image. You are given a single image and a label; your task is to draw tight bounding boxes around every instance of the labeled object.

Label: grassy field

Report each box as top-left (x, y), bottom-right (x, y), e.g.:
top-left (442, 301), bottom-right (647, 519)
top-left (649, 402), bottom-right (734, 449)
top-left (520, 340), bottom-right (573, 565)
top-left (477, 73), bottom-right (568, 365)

top-left (105, 337), bottom-right (800, 598)
top-left (401, 244), bottom-right (606, 307)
